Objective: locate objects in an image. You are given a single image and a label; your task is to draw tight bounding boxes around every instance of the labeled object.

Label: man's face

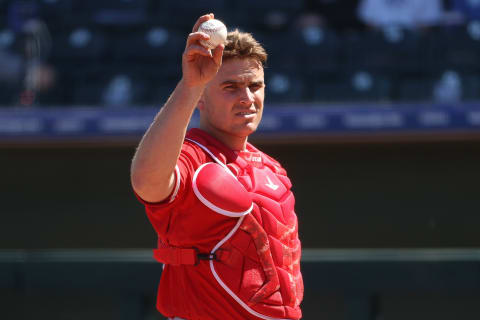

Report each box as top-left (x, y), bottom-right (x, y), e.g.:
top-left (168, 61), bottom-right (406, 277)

top-left (198, 58), bottom-right (265, 141)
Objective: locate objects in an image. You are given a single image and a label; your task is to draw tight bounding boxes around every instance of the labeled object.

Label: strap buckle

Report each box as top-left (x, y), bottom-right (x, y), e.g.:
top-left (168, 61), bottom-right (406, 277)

top-left (197, 252), bottom-right (217, 261)
top-left (153, 247), bottom-right (219, 266)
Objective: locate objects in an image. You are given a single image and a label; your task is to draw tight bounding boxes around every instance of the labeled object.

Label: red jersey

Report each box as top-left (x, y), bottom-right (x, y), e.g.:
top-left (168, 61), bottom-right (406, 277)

top-left (136, 128), bottom-right (303, 320)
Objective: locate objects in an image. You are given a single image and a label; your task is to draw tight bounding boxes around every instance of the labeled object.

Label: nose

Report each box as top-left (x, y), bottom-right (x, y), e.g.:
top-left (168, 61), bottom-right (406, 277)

top-left (239, 87), bottom-right (255, 106)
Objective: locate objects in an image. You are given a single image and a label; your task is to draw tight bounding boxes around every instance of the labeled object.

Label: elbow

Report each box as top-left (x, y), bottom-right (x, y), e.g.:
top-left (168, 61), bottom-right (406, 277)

top-left (130, 169), bottom-right (142, 195)
top-left (130, 161), bottom-right (147, 195)
top-left (130, 157), bottom-right (174, 202)
top-left (130, 164), bottom-right (173, 203)
top-left (131, 169), bottom-right (155, 200)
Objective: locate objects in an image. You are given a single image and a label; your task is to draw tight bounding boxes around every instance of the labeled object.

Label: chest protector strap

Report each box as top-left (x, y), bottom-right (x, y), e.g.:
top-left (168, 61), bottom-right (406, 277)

top-left (153, 247), bottom-right (218, 266)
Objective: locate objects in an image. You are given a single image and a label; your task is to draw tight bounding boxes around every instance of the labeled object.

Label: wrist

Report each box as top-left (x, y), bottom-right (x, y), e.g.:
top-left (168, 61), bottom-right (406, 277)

top-left (179, 77), bottom-right (208, 92)
top-left (162, 79), bottom-right (206, 112)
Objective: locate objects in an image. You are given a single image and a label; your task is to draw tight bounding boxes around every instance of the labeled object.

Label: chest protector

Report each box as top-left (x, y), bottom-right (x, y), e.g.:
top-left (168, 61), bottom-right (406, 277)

top-left (155, 135), bottom-right (303, 320)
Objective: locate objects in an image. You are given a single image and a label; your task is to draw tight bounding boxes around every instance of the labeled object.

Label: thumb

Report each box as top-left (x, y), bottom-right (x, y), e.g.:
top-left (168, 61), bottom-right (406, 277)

top-left (212, 44), bottom-right (224, 67)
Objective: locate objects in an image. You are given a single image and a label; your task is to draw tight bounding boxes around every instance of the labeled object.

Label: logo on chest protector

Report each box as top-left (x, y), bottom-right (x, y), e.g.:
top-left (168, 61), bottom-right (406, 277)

top-left (265, 176), bottom-right (279, 190)
top-left (239, 151), bottom-right (263, 168)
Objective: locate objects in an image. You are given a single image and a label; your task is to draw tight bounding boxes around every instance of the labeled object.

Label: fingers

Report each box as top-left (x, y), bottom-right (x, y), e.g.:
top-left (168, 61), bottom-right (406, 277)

top-left (212, 44), bottom-right (224, 66)
top-left (185, 44), bottom-right (212, 59)
top-left (192, 13), bottom-right (214, 32)
top-left (186, 32), bottom-right (210, 48)
top-left (185, 32), bottom-right (212, 59)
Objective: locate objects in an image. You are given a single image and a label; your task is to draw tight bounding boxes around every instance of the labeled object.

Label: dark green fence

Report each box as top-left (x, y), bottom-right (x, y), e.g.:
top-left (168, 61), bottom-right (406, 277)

top-left (1, 249), bottom-right (480, 319)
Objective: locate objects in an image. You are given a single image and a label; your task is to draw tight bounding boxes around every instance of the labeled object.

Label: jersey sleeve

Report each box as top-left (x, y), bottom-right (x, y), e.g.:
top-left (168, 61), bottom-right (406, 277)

top-left (134, 142), bottom-right (204, 214)
top-left (133, 163), bottom-right (182, 207)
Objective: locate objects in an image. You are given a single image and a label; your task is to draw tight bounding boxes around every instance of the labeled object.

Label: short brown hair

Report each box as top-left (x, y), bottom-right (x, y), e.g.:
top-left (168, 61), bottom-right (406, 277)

top-left (223, 29), bottom-right (267, 66)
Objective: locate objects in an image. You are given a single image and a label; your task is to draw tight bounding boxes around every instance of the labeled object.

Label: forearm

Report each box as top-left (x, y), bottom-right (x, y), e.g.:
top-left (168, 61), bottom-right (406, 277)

top-left (131, 13), bottom-right (223, 202)
top-left (131, 79), bottom-right (205, 201)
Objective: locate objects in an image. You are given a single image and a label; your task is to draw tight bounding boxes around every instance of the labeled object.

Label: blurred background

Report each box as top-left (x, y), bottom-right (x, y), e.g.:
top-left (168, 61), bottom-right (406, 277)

top-left (1, 0), bottom-right (480, 319)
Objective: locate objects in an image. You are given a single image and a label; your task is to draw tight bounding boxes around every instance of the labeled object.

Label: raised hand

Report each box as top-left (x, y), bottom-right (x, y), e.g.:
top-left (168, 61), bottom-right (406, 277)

top-left (182, 13), bottom-right (225, 88)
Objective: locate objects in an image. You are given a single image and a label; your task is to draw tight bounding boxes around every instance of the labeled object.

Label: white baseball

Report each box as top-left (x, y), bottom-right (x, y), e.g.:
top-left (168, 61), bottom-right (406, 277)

top-left (198, 19), bottom-right (227, 50)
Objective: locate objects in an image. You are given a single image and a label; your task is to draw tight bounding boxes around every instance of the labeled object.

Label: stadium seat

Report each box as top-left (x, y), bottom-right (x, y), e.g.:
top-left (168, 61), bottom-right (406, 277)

top-left (344, 27), bottom-right (426, 76)
top-left (143, 65), bottom-right (182, 105)
top-left (309, 0), bottom-right (364, 32)
top-left (265, 70), bottom-right (307, 103)
top-left (70, 0), bottom-right (149, 26)
top-left (313, 71), bottom-right (391, 103)
top-left (396, 76), bottom-right (436, 102)
top-left (111, 26), bottom-right (184, 66)
top-left (49, 26), bottom-right (108, 65)
top-left (231, 0), bottom-right (304, 31)
top-left (0, 83), bottom-right (18, 106)
top-left (152, 0), bottom-right (230, 31)
top-left (37, 0), bottom-right (74, 28)
top-left (397, 70), bottom-right (480, 103)
top-left (462, 74), bottom-right (480, 101)
top-left (69, 66), bottom-right (149, 106)
top-left (148, 80), bottom-right (178, 106)
top-left (257, 27), bottom-right (340, 76)
top-left (425, 24), bottom-right (480, 73)
top-left (255, 31), bottom-right (302, 72)
top-left (0, 1), bottom-right (8, 17)
top-left (0, 28), bottom-right (22, 53)
top-left (297, 27), bottom-right (341, 75)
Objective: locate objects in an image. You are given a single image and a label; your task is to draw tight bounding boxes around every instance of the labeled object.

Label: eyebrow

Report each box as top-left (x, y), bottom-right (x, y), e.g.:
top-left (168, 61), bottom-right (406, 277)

top-left (221, 80), bottom-right (264, 86)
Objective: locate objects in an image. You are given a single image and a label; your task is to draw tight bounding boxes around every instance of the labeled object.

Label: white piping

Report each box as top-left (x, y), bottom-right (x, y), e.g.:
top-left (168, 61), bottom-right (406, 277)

top-left (185, 138), bottom-right (236, 178)
top-left (187, 136), bottom-right (291, 319)
top-left (192, 163), bottom-right (253, 217)
top-left (209, 216), bottom-right (290, 320)
top-left (211, 215), bottom-right (245, 254)
top-left (168, 165), bottom-right (181, 203)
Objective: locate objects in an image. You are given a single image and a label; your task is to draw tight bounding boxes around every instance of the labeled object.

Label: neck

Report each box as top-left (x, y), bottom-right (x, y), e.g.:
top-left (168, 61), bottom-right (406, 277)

top-left (199, 124), bottom-right (248, 151)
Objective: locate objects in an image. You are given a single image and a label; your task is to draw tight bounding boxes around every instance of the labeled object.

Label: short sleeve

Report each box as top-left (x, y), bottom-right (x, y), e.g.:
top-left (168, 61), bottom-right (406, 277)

top-left (133, 164), bottom-right (182, 208)
top-left (134, 142), bottom-right (204, 214)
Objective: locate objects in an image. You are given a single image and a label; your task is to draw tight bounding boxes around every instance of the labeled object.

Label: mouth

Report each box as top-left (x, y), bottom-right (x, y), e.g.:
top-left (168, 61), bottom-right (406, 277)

top-left (235, 110), bottom-right (257, 117)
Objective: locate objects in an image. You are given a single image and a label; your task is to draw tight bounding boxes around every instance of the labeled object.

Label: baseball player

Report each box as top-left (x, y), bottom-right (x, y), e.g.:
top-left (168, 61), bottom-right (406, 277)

top-left (131, 14), bottom-right (303, 320)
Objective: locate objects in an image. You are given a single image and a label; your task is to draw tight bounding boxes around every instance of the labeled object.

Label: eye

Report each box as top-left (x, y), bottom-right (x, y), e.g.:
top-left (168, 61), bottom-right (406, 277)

top-left (249, 84), bottom-right (262, 91)
top-left (224, 85), bottom-right (236, 91)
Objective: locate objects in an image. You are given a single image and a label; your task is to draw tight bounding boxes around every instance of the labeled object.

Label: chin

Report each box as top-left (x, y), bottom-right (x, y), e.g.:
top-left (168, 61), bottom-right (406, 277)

top-left (236, 124), bottom-right (258, 137)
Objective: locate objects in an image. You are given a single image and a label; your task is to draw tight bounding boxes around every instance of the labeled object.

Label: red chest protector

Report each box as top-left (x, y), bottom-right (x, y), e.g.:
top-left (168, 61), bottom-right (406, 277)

top-left (154, 132), bottom-right (303, 320)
